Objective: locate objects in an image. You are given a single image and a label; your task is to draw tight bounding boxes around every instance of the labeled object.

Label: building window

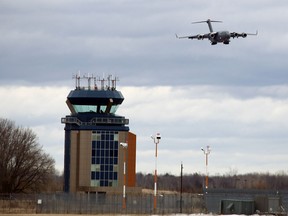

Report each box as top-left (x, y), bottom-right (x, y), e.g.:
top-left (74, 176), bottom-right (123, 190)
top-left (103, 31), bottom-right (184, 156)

top-left (91, 131), bottom-right (119, 187)
top-left (92, 133), bottom-right (101, 141)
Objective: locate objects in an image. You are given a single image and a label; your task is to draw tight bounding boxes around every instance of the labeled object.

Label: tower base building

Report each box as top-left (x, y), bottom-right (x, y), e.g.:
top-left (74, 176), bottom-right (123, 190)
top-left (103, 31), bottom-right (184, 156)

top-left (61, 75), bottom-right (136, 193)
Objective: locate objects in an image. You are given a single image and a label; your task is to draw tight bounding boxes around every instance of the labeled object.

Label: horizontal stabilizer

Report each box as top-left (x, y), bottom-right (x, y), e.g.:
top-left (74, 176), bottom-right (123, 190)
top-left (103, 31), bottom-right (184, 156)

top-left (192, 19), bottom-right (222, 24)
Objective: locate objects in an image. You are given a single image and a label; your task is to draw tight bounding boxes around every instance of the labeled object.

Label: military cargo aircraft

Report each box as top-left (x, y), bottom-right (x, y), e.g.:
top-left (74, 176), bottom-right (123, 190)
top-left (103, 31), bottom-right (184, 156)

top-left (176, 19), bottom-right (257, 45)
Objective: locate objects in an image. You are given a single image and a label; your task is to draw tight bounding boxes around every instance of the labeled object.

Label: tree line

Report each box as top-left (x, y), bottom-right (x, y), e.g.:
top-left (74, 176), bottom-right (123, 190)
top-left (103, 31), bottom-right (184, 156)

top-left (136, 171), bottom-right (288, 193)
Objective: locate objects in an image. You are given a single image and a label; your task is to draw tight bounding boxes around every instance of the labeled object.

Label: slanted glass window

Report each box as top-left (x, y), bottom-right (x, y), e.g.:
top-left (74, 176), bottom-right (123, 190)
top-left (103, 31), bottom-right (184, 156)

top-left (73, 105), bottom-right (97, 113)
top-left (110, 105), bottom-right (119, 114)
top-left (72, 104), bottom-right (119, 114)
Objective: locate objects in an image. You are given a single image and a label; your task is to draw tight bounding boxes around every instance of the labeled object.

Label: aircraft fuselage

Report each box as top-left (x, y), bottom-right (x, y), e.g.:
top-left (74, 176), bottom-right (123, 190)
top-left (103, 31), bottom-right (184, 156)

top-left (210, 31), bottom-right (230, 45)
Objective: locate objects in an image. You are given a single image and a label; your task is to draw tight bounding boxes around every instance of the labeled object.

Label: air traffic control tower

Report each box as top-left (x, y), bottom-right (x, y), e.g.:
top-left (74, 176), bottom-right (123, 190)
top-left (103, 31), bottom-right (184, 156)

top-left (61, 74), bottom-right (136, 193)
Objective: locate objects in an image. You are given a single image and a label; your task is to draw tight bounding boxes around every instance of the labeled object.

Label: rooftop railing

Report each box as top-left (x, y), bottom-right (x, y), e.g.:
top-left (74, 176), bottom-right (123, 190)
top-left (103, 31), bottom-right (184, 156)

top-left (61, 116), bottom-right (129, 126)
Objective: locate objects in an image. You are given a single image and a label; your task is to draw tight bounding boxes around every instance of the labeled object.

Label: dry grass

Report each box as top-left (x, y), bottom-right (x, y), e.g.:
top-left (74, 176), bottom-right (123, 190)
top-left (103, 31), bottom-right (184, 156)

top-left (0, 215), bottom-right (143, 216)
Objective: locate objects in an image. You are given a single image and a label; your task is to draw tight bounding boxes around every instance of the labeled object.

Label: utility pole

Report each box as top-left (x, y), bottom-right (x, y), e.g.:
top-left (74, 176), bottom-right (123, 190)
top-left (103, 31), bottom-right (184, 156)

top-left (120, 142), bottom-right (128, 210)
top-left (151, 133), bottom-right (161, 212)
top-left (201, 146), bottom-right (211, 189)
top-left (180, 162), bottom-right (183, 213)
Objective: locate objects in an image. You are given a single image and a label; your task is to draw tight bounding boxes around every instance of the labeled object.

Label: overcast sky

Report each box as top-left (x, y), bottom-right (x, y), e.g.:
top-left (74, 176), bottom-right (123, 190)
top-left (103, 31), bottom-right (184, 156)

top-left (1, 0), bottom-right (288, 176)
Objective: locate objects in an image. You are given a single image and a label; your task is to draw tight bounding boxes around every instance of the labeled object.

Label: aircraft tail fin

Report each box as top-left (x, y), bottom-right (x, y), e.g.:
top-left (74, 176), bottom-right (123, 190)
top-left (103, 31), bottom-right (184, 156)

top-left (191, 19), bottom-right (222, 33)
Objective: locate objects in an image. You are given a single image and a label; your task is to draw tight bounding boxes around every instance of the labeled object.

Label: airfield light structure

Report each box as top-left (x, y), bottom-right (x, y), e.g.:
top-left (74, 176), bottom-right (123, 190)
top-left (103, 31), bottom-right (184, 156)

top-left (120, 142), bottom-right (128, 209)
top-left (201, 145), bottom-right (211, 189)
top-left (151, 133), bottom-right (161, 211)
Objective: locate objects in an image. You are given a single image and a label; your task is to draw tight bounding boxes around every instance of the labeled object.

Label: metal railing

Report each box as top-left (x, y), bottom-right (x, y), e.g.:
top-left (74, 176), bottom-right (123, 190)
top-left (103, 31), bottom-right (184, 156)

top-left (61, 116), bottom-right (129, 126)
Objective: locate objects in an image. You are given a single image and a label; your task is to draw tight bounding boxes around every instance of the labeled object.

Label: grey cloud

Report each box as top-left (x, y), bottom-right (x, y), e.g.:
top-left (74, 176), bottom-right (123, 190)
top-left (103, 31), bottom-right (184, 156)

top-left (1, 0), bottom-right (288, 174)
top-left (1, 0), bottom-right (288, 86)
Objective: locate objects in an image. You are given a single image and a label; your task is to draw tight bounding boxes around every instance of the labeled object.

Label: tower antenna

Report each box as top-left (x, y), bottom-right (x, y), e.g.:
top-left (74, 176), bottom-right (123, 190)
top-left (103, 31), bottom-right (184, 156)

top-left (73, 71), bottom-right (81, 89)
top-left (111, 75), bottom-right (119, 90)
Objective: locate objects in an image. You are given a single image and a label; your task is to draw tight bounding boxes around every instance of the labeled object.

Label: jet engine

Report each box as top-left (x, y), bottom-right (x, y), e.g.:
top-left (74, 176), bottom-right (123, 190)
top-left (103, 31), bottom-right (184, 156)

top-left (231, 32), bottom-right (247, 38)
top-left (197, 34), bottom-right (204, 40)
top-left (241, 33), bottom-right (247, 38)
top-left (210, 32), bottom-right (217, 39)
top-left (231, 32), bottom-right (238, 38)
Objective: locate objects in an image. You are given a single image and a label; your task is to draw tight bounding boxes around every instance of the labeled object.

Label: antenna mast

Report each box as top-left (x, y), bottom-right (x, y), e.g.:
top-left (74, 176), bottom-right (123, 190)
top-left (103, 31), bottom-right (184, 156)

top-left (73, 72), bottom-right (119, 90)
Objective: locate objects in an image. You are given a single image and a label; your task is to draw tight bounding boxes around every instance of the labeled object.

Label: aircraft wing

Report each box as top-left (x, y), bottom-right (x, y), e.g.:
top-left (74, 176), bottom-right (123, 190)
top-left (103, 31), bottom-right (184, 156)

top-left (176, 33), bottom-right (210, 40)
top-left (230, 30), bottom-right (258, 38)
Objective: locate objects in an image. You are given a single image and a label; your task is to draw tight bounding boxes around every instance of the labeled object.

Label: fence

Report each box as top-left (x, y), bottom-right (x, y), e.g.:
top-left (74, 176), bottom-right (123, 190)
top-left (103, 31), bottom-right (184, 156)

top-left (2, 189), bottom-right (287, 215)
top-left (0, 192), bottom-right (205, 215)
top-left (0, 193), bottom-right (36, 214)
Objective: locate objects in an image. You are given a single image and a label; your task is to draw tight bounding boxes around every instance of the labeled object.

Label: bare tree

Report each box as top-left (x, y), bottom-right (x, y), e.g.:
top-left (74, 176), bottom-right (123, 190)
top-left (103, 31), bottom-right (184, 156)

top-left (0, 118), bottom-right (55, 193)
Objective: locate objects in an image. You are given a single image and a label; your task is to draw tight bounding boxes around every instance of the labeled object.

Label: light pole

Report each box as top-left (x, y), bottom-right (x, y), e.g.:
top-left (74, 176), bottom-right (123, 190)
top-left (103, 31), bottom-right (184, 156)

top-left (201, 145), bottom-right (211, 189)
top-left (151, 133), bottom-right (161, 211)
top-left (120, 142), bottom-right (128, 209)
top-left (180, 162), bottom-right (183, 213)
